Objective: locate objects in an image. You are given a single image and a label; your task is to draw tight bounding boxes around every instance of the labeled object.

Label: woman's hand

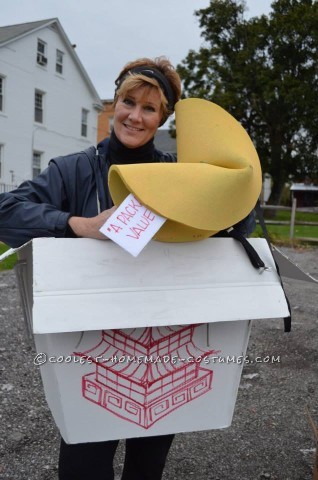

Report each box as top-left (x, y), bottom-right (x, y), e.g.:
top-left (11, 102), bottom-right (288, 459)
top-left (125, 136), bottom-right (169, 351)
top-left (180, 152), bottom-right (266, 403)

top-left (68, 206), bottom-right (117, 240)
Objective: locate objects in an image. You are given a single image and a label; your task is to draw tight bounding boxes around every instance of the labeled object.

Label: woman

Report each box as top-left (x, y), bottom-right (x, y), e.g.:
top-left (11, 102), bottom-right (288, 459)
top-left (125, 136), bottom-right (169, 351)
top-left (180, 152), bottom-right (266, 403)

top-left (0, 56), bottom-right (255, 479)
top-left (0, 57), bottom-right (181, 480)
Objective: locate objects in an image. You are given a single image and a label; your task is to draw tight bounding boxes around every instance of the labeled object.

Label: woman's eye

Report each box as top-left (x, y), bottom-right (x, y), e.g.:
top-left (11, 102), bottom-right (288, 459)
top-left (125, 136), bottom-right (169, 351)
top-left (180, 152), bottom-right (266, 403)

top-left (144, 105), bottom-right (156, 112)
top-left (123, 98), bottom-right (134, 106)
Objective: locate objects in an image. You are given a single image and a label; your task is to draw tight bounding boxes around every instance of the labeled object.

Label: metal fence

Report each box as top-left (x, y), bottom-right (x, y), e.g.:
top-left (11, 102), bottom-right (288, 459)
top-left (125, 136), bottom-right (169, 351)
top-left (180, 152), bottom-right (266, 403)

top-left (261, 199), bottom-right (318, 242)
top-left (0, 183), bottom-right (17, 194)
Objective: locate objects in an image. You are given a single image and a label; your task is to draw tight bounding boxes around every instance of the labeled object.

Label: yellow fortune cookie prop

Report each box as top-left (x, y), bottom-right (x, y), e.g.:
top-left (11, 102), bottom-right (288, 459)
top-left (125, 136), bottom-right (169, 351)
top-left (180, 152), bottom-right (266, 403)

top-left (108, 98), bottom-right (262, 242)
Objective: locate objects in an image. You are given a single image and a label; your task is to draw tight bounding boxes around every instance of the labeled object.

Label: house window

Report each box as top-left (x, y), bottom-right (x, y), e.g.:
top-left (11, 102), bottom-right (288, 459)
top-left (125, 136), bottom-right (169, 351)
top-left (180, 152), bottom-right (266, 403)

top-left (56, 49), bottom-right (64, 74)
top-left (34, 90), bottom-right (44, 123)
top-left (81, 109), bottom-right (88, 137)
top-left (32, 151), bottom-right (42, 179)
top-left (37, 39), bottom-right (47, 66)
top-left (0, 76), bottom-right (3, 111)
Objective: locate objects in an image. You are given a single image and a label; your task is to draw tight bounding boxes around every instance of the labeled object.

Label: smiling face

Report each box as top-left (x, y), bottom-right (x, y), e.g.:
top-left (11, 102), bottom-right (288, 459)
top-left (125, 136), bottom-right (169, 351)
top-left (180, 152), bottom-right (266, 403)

top-left (113, 86), bottom-right (162, 149)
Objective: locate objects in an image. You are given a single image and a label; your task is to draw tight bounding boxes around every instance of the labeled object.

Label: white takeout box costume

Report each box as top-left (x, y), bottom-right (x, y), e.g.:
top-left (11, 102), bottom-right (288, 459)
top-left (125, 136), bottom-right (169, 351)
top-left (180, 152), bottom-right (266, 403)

top-left (2, 238), bottom-right (289, 443)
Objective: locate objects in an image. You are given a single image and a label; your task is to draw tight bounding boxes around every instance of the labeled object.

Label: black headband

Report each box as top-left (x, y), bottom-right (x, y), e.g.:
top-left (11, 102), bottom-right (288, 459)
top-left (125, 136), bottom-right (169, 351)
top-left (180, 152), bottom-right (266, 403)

top-left (115, 66), bottom-right (176, 113)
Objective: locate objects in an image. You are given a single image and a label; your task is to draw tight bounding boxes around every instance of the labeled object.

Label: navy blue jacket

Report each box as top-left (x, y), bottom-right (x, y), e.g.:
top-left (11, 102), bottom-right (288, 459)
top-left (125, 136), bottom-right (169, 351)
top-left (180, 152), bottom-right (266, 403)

top-left (0, 139), bottom-right (176, 248)
top-left (0, 138), bottom-right (255, 248)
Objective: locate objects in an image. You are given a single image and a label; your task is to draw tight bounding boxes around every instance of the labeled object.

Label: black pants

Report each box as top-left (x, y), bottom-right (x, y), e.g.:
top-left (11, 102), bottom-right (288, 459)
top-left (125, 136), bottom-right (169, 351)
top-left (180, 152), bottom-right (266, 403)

top-left (59, 434), bottom-right (174, 480)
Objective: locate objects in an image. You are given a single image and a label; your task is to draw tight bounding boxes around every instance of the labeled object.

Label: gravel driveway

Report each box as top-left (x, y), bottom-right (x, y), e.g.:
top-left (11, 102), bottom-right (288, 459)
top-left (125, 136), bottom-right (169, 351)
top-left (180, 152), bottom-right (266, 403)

top-left (0, 246), bottom-right (317, 480)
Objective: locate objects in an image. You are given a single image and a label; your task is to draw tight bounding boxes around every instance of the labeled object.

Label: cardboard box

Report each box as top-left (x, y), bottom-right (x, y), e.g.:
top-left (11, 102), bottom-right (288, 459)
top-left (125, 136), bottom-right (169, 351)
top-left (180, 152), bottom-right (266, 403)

top-left (2, 238), bottom-right (289, 443)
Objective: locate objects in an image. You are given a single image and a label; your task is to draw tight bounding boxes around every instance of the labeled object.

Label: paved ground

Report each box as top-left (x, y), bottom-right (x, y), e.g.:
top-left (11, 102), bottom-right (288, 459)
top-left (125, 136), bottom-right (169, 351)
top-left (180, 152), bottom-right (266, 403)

top-left (0, 247), bottom-right (317, 480)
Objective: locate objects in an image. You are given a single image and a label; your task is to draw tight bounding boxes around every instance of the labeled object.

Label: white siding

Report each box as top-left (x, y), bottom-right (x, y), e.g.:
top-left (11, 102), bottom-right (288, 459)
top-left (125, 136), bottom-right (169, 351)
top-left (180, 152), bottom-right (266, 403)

top-left (0, 23), bottom-right (101, 186)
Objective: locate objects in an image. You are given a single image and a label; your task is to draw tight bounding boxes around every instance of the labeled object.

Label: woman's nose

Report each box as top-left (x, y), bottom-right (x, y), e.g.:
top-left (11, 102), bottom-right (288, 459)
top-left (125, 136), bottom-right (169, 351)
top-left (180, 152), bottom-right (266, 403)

top-left (128, 106), bottom-right (142, 122)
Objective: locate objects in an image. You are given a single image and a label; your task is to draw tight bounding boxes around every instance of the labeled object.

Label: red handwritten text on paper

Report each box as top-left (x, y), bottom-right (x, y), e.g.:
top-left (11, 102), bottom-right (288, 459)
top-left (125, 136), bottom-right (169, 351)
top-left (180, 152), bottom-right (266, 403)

top-left (100, 194), bottom-right (166, 257)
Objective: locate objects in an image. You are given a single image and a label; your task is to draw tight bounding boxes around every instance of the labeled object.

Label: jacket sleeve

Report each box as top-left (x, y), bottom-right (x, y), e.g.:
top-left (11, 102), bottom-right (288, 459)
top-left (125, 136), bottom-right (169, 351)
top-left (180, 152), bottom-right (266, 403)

top-left (233, 210), bottom-right (256, 237)
top-left (0, 161), bottom-right (71, 248)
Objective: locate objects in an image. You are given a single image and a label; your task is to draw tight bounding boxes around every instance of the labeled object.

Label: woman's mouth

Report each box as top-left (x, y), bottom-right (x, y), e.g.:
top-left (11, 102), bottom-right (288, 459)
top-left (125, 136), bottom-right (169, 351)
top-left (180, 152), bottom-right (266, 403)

top-left (123, 123), bottom-right (143, 132)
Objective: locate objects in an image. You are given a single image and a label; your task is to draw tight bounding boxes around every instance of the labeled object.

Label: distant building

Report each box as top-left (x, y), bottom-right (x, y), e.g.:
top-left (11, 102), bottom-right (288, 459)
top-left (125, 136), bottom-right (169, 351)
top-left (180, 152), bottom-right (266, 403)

top-left (97, 99), bottom-right (114, 143)
top-left (0, 18), bottom-right (102, 189)
top-left (154, 130), bottom-right (176, 153)
top-left (290, 182), bottom-right (318, 207)
top-left (260, 173), bottom-right (272, 204)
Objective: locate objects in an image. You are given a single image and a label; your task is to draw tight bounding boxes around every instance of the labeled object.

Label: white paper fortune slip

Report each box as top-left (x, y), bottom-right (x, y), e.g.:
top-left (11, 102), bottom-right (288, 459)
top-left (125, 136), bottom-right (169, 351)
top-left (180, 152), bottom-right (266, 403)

top-left (99, 194), bottom-right (167, 257)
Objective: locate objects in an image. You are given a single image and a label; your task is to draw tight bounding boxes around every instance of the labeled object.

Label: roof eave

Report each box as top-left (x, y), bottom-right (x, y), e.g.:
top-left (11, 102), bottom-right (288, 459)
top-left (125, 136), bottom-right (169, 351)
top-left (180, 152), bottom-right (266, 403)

top-left (0, 18), bottom-right (103, 108)
top-left (0, 18), bottom-right (58, 47)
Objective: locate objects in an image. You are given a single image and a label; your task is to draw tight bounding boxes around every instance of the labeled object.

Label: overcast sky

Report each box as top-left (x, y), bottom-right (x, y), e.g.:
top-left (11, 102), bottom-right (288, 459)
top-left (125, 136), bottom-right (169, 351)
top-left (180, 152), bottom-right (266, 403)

top-left (1, 0), bottom-right (273, 100)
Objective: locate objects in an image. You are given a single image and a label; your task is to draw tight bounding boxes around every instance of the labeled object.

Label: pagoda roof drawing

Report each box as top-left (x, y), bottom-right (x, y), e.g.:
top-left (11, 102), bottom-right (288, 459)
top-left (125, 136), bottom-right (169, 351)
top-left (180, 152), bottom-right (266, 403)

top-left (75, 326), bottom-right (219, 386)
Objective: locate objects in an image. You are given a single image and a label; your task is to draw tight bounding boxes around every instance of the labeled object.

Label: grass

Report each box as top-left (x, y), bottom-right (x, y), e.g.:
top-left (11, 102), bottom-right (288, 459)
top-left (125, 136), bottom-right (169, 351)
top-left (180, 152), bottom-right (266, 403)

top-left (0, 243), bottom-right (17, 271)
top-left (252, 224), bottom-right (318, 242)
top-left (267, 210), bottom-right (318, 223)
top-left (252, 209), bottom-right (318, 244)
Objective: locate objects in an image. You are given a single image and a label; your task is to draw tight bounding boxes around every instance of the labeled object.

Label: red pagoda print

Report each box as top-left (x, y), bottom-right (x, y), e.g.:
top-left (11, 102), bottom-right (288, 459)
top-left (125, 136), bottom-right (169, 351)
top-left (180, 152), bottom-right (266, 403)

top-left (74, 325), bottom-right (218, 429)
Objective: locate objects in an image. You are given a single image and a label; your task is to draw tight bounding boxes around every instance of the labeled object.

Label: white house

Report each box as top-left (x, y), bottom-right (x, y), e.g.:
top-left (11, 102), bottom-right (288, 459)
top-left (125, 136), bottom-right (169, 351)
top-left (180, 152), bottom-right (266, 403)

top-left (0, 18), bottom-right (103, 190)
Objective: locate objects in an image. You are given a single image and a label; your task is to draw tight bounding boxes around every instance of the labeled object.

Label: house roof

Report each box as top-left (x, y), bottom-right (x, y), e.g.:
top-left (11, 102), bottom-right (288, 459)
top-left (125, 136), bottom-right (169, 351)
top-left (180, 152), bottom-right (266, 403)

top-left (0, 19), bottom-right (55, 45)
top-left (290, 183), bottom-right (318, 192)
top-left (0, 18), bottom-right (103, 109)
